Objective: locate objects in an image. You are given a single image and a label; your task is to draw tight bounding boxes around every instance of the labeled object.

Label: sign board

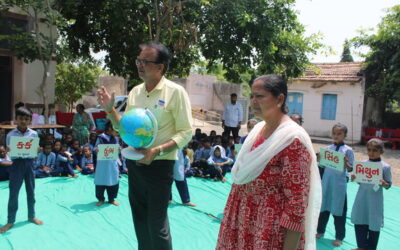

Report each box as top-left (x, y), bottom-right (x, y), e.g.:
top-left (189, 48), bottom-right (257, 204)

top-left (354, 161), bottom-right (382, 185)
top-left (9, 136), bottom-right (39, 158)
top-left (97, 144), bottom-right (119, 160)
top-left (319, 148), bottom-right (345, 172)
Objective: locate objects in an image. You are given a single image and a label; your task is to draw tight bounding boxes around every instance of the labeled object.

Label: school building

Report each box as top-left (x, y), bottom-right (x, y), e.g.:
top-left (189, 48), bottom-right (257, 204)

top-left (0, 8), bottom-right (56, 122)
top-left (288, 62), bottom-right (365, 142)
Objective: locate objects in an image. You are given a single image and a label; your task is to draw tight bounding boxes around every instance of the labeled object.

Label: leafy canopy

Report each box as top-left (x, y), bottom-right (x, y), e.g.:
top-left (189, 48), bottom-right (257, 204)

top-left (55, 0), bottom-right (322, 85)
top-left (352, 5), bottom-right (400, 102)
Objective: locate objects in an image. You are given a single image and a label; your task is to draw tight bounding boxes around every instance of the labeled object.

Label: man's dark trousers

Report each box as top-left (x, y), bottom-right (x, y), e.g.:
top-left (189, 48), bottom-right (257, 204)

top-left (223, 126), bottom-right (239, 138)
top-left (127, 159), bottom-right (174, 250)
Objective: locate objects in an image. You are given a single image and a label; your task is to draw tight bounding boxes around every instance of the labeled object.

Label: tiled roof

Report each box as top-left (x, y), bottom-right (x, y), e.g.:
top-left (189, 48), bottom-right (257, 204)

top-left (294, 62), bottom-right (364, 82)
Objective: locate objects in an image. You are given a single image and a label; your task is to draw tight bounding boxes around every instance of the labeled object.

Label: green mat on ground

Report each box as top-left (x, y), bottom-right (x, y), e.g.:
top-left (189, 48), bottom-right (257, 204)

top-left (0, 174), bottom-right (399, 250)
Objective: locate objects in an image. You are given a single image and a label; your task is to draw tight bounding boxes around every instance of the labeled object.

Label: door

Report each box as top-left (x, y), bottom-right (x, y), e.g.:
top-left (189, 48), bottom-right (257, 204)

top-left (0, 56), bottom-right (12, 122)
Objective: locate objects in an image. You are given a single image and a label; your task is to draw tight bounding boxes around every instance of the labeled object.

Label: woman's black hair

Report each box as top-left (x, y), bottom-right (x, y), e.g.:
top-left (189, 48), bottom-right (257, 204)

top-left (253, 74), bottom-right (288, 114)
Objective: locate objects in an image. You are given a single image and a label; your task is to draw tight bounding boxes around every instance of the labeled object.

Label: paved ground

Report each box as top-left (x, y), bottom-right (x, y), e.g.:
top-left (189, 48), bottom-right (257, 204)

top-left (193, 119), bottom-right (400, 186)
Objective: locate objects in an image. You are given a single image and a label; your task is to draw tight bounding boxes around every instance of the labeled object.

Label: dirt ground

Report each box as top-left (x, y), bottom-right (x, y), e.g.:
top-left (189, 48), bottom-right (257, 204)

top-left (193, 119), bottom-right (399, 186)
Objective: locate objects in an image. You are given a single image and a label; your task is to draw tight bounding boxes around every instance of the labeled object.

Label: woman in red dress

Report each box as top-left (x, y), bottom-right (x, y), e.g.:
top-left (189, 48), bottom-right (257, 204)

top-left (217, 75), bottom-right (321, 250)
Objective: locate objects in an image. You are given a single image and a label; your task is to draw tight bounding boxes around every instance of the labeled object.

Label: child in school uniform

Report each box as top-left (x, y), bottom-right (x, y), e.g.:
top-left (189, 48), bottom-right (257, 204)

top-left (0, 107), bottom-right (43, 233)
top-left (350, 138), bottom-right (392, 250)
top-left (207, 145), bottom-right (233, 182)
top-left (81, 146), bottom-right (95, 175)
top-left (69, 139), bottom-right (82, 170)
top-left (170, 148), bottom-right (196, 207)
top-left (316, 123), bottom-right (354, 246)
top-left (94, 121), bottom-right (120, 206)
top-left (0, 145), bottom-right (12, 181)
top-left (35, 142), bottom-right (56, 178)
top-left (57, 144), bottom-right (78, 177)
top-left (193, 137), bottom-right (212, 177)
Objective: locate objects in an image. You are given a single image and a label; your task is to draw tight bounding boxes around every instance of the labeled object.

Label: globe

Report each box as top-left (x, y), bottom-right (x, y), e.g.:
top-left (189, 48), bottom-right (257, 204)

top-left (119, 108), bottom-right (158, 149)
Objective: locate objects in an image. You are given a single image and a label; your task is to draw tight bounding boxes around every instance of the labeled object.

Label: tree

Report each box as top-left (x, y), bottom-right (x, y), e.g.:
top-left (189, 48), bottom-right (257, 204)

top-left (0, 0), bottom-right (60, 121)
top-left (352, 5), bottom-right (400, 126)
top-left (55, 0), bottom-right (322, 85)
top-left (340, 39), bottom-right (354, 62)
top-left (55, 61), bottom-right (102, 112)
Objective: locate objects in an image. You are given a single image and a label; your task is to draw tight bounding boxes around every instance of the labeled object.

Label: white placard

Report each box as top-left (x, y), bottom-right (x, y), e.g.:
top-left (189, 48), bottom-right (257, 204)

top-left (9, 136), bottom-right (39, 158)
top-left (354, 161), bottom-right (382, 185)
top-left (97, 144), bottom-right (119, 160)
top-left (320, 148), bottom-right (345, 172)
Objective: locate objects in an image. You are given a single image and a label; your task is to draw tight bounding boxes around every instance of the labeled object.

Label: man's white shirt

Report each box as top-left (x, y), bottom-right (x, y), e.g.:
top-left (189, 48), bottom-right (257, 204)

top-left (222, 102), bottom-right (243, 127)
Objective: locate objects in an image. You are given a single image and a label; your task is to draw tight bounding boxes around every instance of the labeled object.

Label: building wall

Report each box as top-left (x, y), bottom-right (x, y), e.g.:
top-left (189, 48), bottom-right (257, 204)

top-left (12, 58), bottom-right (56, 109)
top-left (185, 73), bottom-right (216, 110)
top-left (289, 80), bottom-right (364, 142)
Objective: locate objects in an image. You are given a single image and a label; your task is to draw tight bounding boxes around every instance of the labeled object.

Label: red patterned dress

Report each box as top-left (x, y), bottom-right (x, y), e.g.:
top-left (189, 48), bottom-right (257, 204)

top-left (216, 137), bottom-right (311, 250)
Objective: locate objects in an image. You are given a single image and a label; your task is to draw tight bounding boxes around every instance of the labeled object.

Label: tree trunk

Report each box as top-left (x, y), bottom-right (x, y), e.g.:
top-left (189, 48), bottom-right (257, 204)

top-left (362, 96), bottom-right (386, 127)
top-left (39, 61), bottom-right (49, 123)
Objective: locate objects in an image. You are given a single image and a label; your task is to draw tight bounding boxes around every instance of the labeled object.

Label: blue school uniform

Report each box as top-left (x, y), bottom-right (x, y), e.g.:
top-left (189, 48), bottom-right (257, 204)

top-left (69, 148), bottom-right (82, 168)
top-left (172, 150), bottom-right (191, 203)
top-left (194, 147), bottom-right (212, 161)
top-left (351, 160), bottom-right (392, 232)
top-left (94, 134), bottom-right (119, 186)
top-left (6, 128), bottom-right (38, 224)
top-left (55, 153), bottom-right (75, 176)
top-left (320, 143), bottom-right (354, 215)
top-left (0, 155), bottom-right (11, 181)
top-left (173, 151), bottom-right (190, 181)
top-left (35, 151), bottom-right (56, 178)
top-left (81, 155), bottom-right (95, 175)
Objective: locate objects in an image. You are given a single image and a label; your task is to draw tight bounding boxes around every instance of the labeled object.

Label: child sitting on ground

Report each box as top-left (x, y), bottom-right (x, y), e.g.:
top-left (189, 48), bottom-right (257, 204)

top-left (35, 142), bottom-right (56, 178)
top-left (81, 146), bottom-right (95, 175)
top-left (207, 145), bottom-right (233, 182)
top-left (57, 144), bottom-right (78, 178)
top-left (0, 145), bottom-right (12, 181)
top-left (69, 139), bottom-right (82, 171)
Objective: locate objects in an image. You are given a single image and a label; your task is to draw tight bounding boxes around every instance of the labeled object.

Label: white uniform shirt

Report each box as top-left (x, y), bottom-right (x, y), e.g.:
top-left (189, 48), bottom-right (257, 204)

top-left (222, 102), bottom-right (243, 127)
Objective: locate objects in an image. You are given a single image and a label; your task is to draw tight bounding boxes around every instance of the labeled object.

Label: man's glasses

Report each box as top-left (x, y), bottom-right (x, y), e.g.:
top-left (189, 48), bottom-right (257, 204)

top-left (135, 58), bottom-right (160, 65)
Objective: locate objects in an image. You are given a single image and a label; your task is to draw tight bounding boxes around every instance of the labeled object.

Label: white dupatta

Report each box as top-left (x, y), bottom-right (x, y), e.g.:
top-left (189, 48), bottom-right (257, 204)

top-left (231, 120), bottom-right (322, 250)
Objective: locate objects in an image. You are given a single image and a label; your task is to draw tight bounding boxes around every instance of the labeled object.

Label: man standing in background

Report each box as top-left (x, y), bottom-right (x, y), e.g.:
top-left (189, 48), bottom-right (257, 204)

top-left (222, 93), bottom-right (243, 138)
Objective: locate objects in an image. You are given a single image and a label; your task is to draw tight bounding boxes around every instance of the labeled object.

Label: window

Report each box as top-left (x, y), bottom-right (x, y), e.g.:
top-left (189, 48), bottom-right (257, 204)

top-left (287, 93), bottom-right (303, 116)
top-left (321, 94), bottom-right (337, 120)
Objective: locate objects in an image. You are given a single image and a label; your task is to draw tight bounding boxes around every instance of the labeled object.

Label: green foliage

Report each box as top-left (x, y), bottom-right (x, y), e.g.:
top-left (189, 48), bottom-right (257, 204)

top-left (340, 39), bottom-right (354, 62)
top-left (55, 62), bottom-right (101, 111)
top-left (352, 5), bottom-right (400, 103)
top-left (55, 0), bottom-right (322, 85)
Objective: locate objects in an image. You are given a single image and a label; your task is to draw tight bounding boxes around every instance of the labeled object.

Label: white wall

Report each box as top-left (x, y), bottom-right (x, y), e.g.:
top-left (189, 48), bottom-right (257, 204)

top-left (289, 80), bottom-right (364, 142)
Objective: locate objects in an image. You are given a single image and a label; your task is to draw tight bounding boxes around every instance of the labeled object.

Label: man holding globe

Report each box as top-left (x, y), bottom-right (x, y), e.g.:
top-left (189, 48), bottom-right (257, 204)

top-left (97, 43), bottom-right (193, 250)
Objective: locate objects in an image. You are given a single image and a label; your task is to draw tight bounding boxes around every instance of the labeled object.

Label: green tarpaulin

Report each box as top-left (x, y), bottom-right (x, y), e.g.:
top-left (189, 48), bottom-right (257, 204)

top-left (0, 174), bottom-right (399, 249)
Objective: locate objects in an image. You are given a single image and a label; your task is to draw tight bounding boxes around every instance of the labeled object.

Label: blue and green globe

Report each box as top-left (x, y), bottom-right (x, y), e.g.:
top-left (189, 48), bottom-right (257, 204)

top-left (119, 108), bottom-right (158, 149)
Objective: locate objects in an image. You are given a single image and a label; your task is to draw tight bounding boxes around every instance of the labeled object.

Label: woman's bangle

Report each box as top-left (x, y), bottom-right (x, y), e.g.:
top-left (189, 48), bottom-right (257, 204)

top-left (106, 108), bottom-right (114, 114)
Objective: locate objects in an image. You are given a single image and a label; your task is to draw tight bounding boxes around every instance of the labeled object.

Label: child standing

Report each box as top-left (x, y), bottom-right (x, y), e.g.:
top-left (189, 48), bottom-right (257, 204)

top-left (207, 145), bottom-right (233, 182)
top-left (316, 123), bottom-right (354, 246)
top-left (350, 138), bottom-right (392, 250)
top-left (0, 107), bottom-right (43, 233)
top-left (35, 142), bottom-right (56, 178)
top-left (94, 121), bottom-right (120, 206)
top-left (170, 148), bottom-right (196, 206)
top-left (81, 146), bottom-right (95, 175)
